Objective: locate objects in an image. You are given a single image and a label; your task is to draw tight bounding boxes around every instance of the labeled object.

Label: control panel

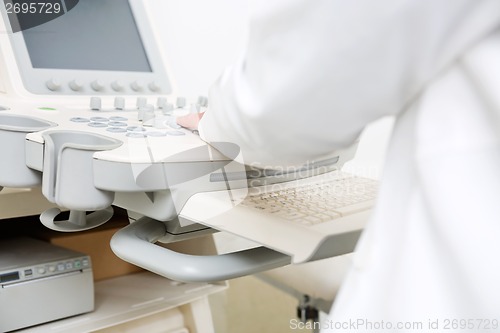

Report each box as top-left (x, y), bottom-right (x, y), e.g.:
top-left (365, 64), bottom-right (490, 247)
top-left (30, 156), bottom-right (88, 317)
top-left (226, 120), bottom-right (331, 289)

top-left (67, 95), bottom-right (206, 138)
top-left (42, 78), bottom-right (166, 95)
top-left (0, 255), bottom-right (91, 286)
top-left (0, 237), bottom-right (93, 286)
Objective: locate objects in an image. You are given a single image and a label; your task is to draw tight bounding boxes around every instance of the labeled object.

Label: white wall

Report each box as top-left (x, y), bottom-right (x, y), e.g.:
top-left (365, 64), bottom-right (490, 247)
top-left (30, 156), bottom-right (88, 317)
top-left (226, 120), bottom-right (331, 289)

top-left (150, 0), bottom-right (254, 97)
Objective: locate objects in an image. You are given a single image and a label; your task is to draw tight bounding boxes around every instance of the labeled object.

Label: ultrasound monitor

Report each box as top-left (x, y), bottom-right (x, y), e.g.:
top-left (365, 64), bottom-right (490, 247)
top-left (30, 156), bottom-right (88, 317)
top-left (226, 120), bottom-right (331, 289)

top-left (0, 0), bottom-right (171, 95)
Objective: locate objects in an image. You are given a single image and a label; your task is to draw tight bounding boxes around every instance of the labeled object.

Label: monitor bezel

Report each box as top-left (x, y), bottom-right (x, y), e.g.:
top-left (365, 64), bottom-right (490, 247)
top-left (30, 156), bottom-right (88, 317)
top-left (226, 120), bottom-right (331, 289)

top-left (1, 0), bottom-right (172, 95)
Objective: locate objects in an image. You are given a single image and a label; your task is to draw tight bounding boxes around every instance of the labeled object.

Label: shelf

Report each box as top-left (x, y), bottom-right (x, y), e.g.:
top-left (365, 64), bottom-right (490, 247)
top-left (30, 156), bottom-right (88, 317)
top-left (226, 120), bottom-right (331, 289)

top-left (21, 272), bottom-right (227, 333)
top-left (0, 187), bottom-right (56, 220)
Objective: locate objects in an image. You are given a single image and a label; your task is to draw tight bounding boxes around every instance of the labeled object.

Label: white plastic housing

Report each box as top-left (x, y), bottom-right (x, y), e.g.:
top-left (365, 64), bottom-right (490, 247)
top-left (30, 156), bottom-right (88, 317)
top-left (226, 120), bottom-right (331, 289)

top-left (0, 113), bottom-right (56, 187)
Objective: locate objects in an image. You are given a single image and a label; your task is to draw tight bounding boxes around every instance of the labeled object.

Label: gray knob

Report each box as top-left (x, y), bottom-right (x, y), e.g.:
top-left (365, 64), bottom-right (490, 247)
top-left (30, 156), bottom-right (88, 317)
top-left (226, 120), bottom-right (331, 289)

top-left (91, 80), bottom-right (104, 91)
top-left (90, 97), bottom-right (102, 111)
top-left (46, 78), bottom-right (61, 91)
top-left (138, 104), bottom-right (154, 121)
top-left (114, 97), bottom-right (125, 110)
top-left (148, 81), bottom-right (160, 92)
top-left (161, 103), bottom-right (174, 115)
top-left (157, 97), bottom-right (167, 109)
top-left (197, 96), bottom-right (208, 107)
top-left (111, 80), bottom-right (124, 91)
top-left (143, 104), bottom-right (156, 122)
top-left (69, 79), bottom-right (83, 91)
top-left (136, 97), bottom-right (147, 109)
top-left (190, 103), bottom-right (200, 113)
top-left (176, 97), bottom-right (186, 108)
top-left (131, 80), bottom-right (144, 92)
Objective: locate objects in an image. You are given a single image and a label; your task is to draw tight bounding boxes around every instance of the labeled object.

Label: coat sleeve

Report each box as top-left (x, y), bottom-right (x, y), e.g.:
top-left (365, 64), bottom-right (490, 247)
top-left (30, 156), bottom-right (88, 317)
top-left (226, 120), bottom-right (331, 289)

top-left (198, 0), bottom-right (500, 167)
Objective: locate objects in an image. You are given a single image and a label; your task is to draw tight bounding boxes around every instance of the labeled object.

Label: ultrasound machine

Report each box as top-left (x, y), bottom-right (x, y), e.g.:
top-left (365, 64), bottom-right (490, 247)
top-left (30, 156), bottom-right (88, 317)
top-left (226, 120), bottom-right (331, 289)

top-left (0, 0), bottom-right (373, 287)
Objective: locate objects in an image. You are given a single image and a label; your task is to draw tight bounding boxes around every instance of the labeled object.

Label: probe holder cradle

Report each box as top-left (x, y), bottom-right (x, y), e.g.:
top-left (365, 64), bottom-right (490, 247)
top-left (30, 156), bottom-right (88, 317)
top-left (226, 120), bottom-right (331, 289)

top-left (0, 114), bottom-right (56, 188)
top-left (40, 131), bottom-right (122, 232)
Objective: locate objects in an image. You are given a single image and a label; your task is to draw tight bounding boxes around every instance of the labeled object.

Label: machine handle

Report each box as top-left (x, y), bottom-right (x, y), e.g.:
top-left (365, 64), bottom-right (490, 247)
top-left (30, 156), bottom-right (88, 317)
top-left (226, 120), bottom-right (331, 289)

top-left (110, 217), bottom-right (291, 283)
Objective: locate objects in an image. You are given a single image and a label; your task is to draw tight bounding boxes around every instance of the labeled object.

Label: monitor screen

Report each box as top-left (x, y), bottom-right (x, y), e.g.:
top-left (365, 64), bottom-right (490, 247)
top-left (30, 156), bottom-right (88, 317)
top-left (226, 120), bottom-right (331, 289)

top-left (12, 0), bottom-right (152, 72)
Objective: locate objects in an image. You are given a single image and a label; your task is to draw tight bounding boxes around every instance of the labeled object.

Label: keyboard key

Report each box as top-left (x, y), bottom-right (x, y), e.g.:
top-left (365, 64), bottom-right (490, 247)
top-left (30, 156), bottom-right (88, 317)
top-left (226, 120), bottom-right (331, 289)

top-left (241, 172), bottom-right (377, 226)
top-left (333, 201), bottom-right (373, 216)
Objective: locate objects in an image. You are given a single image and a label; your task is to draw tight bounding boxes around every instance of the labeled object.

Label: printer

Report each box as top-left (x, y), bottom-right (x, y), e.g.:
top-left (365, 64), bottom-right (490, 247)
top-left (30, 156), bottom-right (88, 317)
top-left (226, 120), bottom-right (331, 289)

top-left (0, 237), bottom-right (93, 332)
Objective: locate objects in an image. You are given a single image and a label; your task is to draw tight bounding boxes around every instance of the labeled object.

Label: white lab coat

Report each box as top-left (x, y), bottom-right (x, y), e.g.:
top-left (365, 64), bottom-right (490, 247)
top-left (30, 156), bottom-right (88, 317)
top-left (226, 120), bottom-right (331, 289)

top-left (199, 0), bottom-right (500, 331)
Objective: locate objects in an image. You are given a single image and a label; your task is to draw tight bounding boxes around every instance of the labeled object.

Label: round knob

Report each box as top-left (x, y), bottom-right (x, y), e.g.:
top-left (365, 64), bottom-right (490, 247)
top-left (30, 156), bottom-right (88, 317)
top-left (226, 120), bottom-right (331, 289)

top-left (131, 80), bottom-right (144, 92)
top-left (46, 78), bottom-right (61, 91)
top-left (69, 79), bottom-right (83, 91)
top-left (161, 103), bottom-right (174, 115)
top-left (157, 97), bottom-right (167, 109)
top-left (190, 103), bottom-right (200, 113)
top-left (136, 97), bottom-right (147, 109)
top-left (143, 104), bottom-right (156, 122)
top-left (176, 97), bottom-right (186, 108)
top-left (91, 80), bottom-right (104, 91)
top-left (111, 80), bottom-right (124, 91)
top-left (138, 104), bottom-right (154, 121)
top-left (114, 97), bottom-right (125, 110)
top-left (90, 97), bottom-right (102, 111)
top-left (197, 96), bottom-right (208, 107)
top-left (148, 81), bottom-right (160, 92)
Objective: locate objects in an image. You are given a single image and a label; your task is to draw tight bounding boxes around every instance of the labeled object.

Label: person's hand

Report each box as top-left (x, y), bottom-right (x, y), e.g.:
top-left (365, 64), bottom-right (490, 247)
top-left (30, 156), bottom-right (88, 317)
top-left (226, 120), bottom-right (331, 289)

top-left (176, 112), bottom-right (205, 130)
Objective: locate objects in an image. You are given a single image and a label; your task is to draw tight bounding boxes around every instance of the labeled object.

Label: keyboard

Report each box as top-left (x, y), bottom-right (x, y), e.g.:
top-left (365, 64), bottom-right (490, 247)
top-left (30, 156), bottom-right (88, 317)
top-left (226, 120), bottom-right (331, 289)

top-left (241, 172), bottom-right (378, 226)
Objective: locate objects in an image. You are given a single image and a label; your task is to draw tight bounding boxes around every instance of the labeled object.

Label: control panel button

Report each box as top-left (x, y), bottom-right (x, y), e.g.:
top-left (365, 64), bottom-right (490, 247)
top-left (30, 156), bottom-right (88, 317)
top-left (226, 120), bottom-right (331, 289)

top-left (111, 80), bottom-right (124, 91)
top-left (166, 130), bottom-right (186, 136)
top-left (37, 267), bottom-right (46, 275)
top-left (157, 97), bottom-right (167, 109)
top-left (167, 119), bottom-right (181, 129)
top-left (190, 103), bottom-right (200, 113)
top-left (147, 131), bottom-right (167, 137)
top-left (176, 97), bottom-right (186, 108)
top-left (90, 97), bottom-right (102, 111)
top-left (90, 116), bottom-right (108, 122)
top-left (82, 258), bottom-right (89, 267)
top-left (110, 116), bottom-right (128, 121)
top-left (143, 104), bottom-right (155, 122)
top-left (65, 262), bottom-right (73, 270)
top-left (57, 263), bottom-right (65, 271)
top-left (48, 265), bottom-right (56, 273)
top-left (136, 97), bottom-right (147, 109)
top-left (197, 96), bottom-right (208, 107)
top-left (148, 81), bottom-right (160, 92)
top-left (162, 103), bottom-right (174, 115)
top-left (126, 132), bottom-right (147, 138)
top-left (131, 80), bottom-right (144, 92)
top-left (46, 78), bottom-right (61, 91)
top-left (114, 97), bottom-right (125, 110)
top-left (88, 122), bottom-right (108, 128)
top-left (69, 79), bottom-right (83, 91)
top-left (138, 104), bottom-right (154, 121)
top-left (70, 117), bottom-right (90, 123)
top-left (91, 80), bottom-right (104, 91)
top-left (108, 121), bottom-right (127, 127)
top-left (107, 127), bottom-right (127, 133)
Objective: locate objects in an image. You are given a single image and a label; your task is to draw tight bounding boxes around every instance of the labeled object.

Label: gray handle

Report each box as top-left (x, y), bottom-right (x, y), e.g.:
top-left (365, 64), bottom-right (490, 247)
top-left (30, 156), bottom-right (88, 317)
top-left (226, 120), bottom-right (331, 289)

top-left (110, 217), bottom-right (291, 283)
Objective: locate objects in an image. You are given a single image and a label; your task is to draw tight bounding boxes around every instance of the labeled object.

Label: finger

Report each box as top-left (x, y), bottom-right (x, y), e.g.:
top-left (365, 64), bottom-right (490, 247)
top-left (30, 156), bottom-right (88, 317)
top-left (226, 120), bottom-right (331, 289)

top-left (176, 112), bottom-right (205, 130)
